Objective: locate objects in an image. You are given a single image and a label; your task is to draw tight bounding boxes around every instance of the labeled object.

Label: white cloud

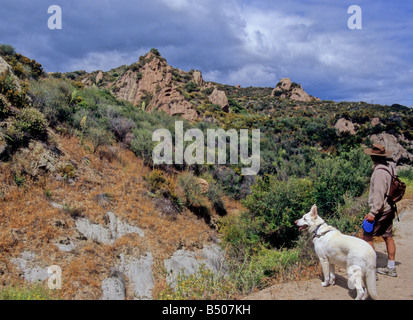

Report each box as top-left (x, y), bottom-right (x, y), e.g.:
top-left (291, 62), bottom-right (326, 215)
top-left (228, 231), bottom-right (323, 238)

top-left (66, 49), bottom-right (148, 72)
top-left (204, 63), bottom-right (278, 87)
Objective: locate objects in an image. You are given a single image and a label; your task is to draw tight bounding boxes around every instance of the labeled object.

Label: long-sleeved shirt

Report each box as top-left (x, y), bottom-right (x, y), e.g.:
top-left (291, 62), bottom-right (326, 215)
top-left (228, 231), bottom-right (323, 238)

top-left (368, 163), bottom-right (395, 218)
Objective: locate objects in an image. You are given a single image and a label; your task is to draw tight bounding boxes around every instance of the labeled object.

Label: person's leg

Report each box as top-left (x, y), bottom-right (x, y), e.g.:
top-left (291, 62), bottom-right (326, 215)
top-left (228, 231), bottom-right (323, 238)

top-left (362, 234), bottom-right (374, 250)
top-left (377, 236), bottom-right (397, 277)
top-left (383, 236), bottom-right (396, 261)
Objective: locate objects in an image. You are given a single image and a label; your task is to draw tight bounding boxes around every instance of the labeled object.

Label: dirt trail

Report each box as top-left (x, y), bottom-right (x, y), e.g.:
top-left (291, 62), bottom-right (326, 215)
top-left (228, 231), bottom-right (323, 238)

top-left (246, 200), bottom-right (413, 300)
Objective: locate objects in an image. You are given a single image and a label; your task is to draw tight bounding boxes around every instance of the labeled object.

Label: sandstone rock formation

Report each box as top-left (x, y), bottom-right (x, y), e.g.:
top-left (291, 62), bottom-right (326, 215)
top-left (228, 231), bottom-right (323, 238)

top-left (192, 70), bottom-right (204, 86)
top-left (208, 87), bottom-right (229, 112)
top-left (371, 117), bottom-right (381, 127)
top-left (370, 133), bottom-right (413, 164)
top-left (103, 52), bottom-right (199, 121)
top-left (334, 118), bottom-right (356, 135)
top-left (271, 77), bottom-right (319, 102)
top-left (95, 70), bottom-right (103, 84)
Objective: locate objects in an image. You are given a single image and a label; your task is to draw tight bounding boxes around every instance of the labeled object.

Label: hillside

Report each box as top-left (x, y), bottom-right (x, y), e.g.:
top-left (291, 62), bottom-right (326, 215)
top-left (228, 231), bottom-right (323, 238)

top-left (1, 45), bottom-right (413, 300)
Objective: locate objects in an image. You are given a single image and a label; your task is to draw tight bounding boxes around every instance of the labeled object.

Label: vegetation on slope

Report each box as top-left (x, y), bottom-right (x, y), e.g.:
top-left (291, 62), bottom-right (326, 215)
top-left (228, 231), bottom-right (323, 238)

top-left (1, 44), bottom-right (413, 298)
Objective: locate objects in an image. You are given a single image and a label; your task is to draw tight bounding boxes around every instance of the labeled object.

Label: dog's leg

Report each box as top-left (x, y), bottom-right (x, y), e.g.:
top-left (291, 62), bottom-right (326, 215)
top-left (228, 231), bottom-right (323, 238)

top-left (320, 257), bottom-right (331, 287)
top-left (348, 266), bottom-right (366, 300)
top-left (328, 264), bottom-right (336, 285)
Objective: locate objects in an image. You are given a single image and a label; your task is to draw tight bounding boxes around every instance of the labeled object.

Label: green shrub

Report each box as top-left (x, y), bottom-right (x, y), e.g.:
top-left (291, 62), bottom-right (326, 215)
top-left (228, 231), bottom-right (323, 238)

top-left (15, 107), bottom-right (47, 137)
top-left (242, 175), bottom-right (314, 247)
top-left (207, 182), bottom-right (227, 216)
top-left (29, 78), bottom-right (73, 126)
top-left (326, 193), bottom-right (369, 235)
top-left (178, 172), bottom-right (206, 208)
top-left (184, 81), bottom-right (197, 93)
top-left (4, 107), bottom-right (47, 149)
top-left (87, 126), bottom-right (113, 153)
top-left (158, 265), bottom-right (236, 300)
top-left (130, 127), bottom-right (156, 164)
top-left (310, 148), bottom-right (371, 217)
top-left (0, 44), bottom-right (15, 56)
top-left (0, 95), bottom-right (9, 118)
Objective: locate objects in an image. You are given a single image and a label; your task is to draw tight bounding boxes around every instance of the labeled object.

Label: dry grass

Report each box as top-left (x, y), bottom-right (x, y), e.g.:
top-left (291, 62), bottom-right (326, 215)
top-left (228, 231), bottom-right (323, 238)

top-left (0, 132), bottom-right (216, 299)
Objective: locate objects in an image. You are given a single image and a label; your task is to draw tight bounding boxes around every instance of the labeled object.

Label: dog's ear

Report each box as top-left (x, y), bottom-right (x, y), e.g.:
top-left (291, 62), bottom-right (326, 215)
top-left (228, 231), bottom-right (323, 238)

top-left (311, 204), bottom-right (318, 218)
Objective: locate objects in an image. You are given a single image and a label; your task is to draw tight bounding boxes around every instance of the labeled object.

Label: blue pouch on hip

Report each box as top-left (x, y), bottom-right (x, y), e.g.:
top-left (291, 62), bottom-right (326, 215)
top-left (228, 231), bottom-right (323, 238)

top-left (362, 219), bottom-right (375, 233)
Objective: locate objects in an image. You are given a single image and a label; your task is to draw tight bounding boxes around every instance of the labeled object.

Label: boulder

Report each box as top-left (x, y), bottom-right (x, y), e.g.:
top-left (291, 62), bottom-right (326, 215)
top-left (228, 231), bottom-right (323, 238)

top-left (118, 252), bottom-right (154, 300)
top-left (163, 244), bottom-right (226, 286)
top-left (371, 118), bottom-right (381, 127)
top-left (334, 118), bottom-right (356, 135)
top-left (208, 88), bottom-right (229, 112)
top-left (95, 70), bottom-right (104, 84)
top-left (101, 271), bottom-right (126, 300)
top-left (192, 70), bottom-right (204, 86)
top-left (271, 77), bottom-right (318, 102)
top-left (11, 251), bottom-right (49, 283)
top-left (197, 178), bottom-right (209, 193)
top-left (273, 78), bottom-right (292, 92)
top-left (370, 133), bottom-right (413, 164)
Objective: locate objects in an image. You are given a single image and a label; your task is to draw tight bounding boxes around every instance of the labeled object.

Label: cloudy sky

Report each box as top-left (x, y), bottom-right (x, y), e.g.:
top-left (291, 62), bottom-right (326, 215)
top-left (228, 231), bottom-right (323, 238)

top-left (1, 0), bottom-right (412, 106)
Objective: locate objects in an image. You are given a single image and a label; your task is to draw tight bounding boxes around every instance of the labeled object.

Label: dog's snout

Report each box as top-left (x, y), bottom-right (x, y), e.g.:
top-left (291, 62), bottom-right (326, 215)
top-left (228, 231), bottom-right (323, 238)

top-left (294, 220), bottom-right (298, 225)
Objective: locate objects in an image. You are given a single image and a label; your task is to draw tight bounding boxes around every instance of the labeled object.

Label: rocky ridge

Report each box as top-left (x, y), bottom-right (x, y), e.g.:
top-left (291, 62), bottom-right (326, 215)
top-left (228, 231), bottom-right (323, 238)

top-left (271, 77), bottom-right (319, 102)
top-left (80, 51), bottom-right (230, 121)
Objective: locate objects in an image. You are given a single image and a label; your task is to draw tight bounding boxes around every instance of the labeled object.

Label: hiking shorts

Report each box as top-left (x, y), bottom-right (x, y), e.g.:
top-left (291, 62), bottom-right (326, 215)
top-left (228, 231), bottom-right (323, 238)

top-left (364, 209), bottom-right (395, 238)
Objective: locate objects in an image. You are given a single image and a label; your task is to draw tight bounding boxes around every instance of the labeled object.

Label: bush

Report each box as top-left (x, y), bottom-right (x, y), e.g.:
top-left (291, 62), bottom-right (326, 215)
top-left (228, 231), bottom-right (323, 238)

top-left (130, 127), bottom-right (156, 164)
top-left (242, 175), bottom-right (314, 248)
top-left (15, 107), bottom-right (47, 137)
top-left (184, 81), bottom-right (197, 93)
top-left (29, 78), bottom-right (73, 126)
top-left (109, 116), bottom-right (135, 142)
top-left (0, 95), bottom-right (10, 118)
top-left (0, 44), bottom-right (15, 56)
top-left (178, 172), bottom-right (206, 208)
top-left (4, 107), bottom-right (47, 149)
top-left (310, 148), bottom-right (371, 217)
top-left (86, 126), bottom-right (113, 153)
top-left (207, 182), bottom-right (227, 216)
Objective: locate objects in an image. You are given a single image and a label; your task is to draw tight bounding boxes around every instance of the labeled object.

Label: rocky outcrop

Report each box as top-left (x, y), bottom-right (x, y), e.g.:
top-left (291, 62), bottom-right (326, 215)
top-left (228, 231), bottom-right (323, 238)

top-left (192, 70), bottom-right (204, 86)
top-left (0, 56), bottom-right (13, 75)
top-left (208, 88), bottom-right (229, 112)
top-left (163, 244), bottom-right (226, 286)
top-left (370, 133), bottom-right (413, 164)
top-left (0, 55), bottom-right (22, 92)
top-left (334, 118), bottom-right (356, 135)
top-left (271, 77), bottom-right (319, 102)
top-left (11, 251), bottom-right (50, 283)
top-left (95, 70), bottom-right (104, 84)
top-left (371, 118), bottom-right (381, 127)
top-left (74, 211), bottom-right (144, 246)
top-left (107, 52), bottom-right (199, 121)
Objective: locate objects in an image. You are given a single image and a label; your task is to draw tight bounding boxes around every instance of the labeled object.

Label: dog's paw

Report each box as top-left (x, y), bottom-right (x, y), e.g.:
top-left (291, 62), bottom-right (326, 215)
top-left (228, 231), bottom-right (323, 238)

top-left (321, 281), bottom-right (329, 287)
top-left (329, 278), bottom-right (336, 286)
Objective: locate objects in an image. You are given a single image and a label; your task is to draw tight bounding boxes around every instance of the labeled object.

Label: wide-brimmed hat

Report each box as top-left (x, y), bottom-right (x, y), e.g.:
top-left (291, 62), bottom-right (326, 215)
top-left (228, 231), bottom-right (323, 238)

top-left (363, 144), bottom-right (392, 157)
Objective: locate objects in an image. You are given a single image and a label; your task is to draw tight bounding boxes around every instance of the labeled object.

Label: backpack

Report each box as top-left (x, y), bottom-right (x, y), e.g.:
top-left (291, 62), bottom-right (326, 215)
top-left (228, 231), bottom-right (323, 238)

top-left (376, 166), bottom-right (406, 220)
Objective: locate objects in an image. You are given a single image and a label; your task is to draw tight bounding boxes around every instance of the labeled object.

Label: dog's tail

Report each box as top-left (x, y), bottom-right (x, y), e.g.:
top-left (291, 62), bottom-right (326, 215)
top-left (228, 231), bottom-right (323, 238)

top-left (366, 268), bottom-right (379, 300)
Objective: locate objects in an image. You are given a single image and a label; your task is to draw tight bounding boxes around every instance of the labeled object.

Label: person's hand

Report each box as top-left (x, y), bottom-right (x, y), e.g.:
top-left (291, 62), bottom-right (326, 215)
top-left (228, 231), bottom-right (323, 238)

top-left (364, 214), bottom-right (375, 222)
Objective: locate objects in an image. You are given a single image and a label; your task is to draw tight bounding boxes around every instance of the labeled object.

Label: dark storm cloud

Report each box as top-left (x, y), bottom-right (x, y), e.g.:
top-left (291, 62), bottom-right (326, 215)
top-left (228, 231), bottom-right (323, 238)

top-left (1, 0), bottom-right (413, 105)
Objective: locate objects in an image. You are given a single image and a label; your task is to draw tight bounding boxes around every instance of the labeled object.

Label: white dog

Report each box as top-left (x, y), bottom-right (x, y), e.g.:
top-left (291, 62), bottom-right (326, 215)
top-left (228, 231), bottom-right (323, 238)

top-left (295, 204), bottom-right (379, 300)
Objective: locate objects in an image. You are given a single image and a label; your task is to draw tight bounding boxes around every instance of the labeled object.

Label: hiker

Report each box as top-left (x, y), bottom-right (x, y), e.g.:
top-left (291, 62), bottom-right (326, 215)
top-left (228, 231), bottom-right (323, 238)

top-left (363, 144), bottom-right (397, 277)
